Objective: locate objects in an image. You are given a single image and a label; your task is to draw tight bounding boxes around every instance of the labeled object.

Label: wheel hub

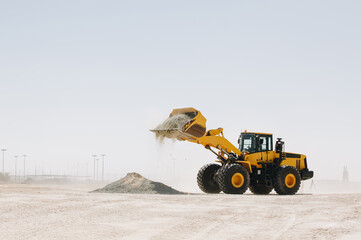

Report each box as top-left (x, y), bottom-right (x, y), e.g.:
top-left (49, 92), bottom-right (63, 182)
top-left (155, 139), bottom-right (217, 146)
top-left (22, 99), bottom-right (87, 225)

top-left (285, 174), bottom-right (296, 188)
top-left (231, 173), bottom-right (244, 188)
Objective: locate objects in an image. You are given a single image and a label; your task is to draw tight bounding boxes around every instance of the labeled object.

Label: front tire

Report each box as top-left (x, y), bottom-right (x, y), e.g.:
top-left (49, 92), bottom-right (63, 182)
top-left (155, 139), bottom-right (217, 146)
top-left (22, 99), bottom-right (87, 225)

top-left (273, 166), bottom-right (301, 195)
top-left (217, 164), bottom-right (250, 194)
top-left (197, 164), bottom-right (221, 193)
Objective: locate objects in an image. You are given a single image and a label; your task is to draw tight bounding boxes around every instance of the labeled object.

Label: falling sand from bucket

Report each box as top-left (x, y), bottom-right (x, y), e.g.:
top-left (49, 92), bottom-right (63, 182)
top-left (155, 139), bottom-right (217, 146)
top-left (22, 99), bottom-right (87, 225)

top-left (151, 114), bottom-right (192, 141)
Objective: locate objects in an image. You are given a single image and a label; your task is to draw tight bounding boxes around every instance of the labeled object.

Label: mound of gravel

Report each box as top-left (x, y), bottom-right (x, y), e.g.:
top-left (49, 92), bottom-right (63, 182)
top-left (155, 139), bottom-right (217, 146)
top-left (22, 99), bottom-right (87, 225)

top-left (93, 172), bottom-right (185, 194)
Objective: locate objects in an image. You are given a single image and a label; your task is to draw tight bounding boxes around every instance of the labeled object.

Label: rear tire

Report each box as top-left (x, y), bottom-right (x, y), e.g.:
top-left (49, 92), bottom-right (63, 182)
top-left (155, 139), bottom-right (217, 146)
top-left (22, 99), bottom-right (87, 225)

top-left (273, 166), bottom-right (301, 195)
top-left (217, 164), bottom-right (250, 194)
top-left (197, 164), bottom-right (221, 193)
top-left (249, 184), bottom-right (273, 195)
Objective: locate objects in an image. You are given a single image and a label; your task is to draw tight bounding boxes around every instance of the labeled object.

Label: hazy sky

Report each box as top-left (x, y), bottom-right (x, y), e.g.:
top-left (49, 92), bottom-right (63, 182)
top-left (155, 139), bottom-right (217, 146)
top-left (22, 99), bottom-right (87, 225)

top-left (1, 1), bottom-right (360, 189)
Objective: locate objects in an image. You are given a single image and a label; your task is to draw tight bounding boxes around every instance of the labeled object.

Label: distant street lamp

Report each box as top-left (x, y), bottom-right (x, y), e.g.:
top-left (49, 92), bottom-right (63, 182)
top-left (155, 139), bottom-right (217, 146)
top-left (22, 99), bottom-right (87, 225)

top-left (96, 159), bottom-right (100, 181)
top-left (23, 155), bottom-right (27, 179)
top-left (1, 149), bottom-right (6, 174)
top-left (14, 156), bottom-right (18, 182)
top-left (92, 155), bottom-right (97, 181)
top-left (101, 154), bottom-right (105, 182)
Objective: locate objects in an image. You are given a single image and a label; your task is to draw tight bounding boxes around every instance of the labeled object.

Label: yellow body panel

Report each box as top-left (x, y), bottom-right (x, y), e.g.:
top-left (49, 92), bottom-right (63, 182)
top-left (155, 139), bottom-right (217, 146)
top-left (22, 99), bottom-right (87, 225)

top-left (244, 151), bottom-right (307, 171)
top-left (281, 153), bottom-right (307, 170)
top-left (244, 151), bottom-right (273, 167)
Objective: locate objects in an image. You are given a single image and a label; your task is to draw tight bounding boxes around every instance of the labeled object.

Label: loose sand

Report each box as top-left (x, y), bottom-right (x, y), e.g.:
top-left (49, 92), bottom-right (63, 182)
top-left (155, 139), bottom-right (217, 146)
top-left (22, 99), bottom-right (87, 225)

top-left (151, 113), bottom-right (192, 140)
top-left (154, 114), bottom-right (191, 132)
top-left (0, 183), bottom-right (360, 240)
top-left (93, 172), bottom-right (184, 194)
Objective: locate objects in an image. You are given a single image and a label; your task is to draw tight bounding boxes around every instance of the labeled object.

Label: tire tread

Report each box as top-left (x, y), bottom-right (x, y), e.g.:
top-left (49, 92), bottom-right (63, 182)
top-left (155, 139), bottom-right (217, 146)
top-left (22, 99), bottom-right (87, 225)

top-left (273, 166), bottom-right (301, 195)
top-left (197, 163), bottom-right (221, 193)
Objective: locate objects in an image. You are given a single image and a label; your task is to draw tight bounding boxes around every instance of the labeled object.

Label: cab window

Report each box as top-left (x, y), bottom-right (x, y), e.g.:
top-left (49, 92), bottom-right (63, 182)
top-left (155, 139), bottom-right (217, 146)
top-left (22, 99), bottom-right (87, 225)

top-left (239, 134), bottom-right (256, 153)
top-left (260, 136), bottom-right (267, 151)
top-left (257, 135), bottom-right (273, 152)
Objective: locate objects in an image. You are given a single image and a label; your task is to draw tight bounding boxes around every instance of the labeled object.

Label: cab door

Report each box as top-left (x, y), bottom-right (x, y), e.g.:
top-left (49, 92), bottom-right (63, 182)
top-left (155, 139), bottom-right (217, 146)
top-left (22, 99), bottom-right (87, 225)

top-left (257, 135), bottom-right (274, 163)
top-left (241, 134), bottom-right (274, 165)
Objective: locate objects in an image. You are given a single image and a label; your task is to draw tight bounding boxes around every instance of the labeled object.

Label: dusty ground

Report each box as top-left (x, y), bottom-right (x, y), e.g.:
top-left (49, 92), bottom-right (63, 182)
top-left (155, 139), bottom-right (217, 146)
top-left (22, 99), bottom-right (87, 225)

top-left (0, 184), bottom-right (361, 240)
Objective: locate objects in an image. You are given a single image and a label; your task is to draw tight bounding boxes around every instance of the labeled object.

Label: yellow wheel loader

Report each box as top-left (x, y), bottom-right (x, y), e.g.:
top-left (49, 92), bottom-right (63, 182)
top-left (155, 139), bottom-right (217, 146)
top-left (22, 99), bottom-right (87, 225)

top-left (151, 108), bottom-right (314, 195)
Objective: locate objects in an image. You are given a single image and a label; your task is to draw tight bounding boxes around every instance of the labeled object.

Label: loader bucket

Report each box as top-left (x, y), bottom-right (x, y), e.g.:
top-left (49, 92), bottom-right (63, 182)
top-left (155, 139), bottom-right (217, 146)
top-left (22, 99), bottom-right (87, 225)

top-left (170, 108), bottom-right (207, 138)
top-left (151, 107), bottom-right (207, 140)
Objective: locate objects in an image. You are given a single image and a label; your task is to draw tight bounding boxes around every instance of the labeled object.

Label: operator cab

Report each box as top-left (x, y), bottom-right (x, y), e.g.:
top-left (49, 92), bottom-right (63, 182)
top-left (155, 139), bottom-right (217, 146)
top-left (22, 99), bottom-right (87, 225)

top-left (238, 132), bottom-right (273, 153)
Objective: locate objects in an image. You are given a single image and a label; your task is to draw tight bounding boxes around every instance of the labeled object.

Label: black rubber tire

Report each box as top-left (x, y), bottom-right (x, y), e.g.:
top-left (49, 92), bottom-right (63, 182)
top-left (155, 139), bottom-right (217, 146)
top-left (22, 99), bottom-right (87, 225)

top-left (217, 164), bottom-right (250, 194)
top-left (249, 184), bottom-right (273, 195)
top-left (273, 166), bottom-right (301, 195)
top-left (197, 164), bottom-right (221, 193)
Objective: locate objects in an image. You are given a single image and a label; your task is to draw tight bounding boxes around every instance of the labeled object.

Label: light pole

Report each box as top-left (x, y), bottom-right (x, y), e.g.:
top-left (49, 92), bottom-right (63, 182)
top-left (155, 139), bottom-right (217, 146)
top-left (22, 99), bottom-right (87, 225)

top-left (96, 159), bottom-right (100, 181)
top-left (1, 149), bottom-right (6, 174)
top-left (23, 155), bottom-right (27, 179)
top-left (92, 155), bottom-right (97, 181)
top-left (14, 156), bottom-right (18, 183)
top-left (101, 154), bottom-right (105, 182)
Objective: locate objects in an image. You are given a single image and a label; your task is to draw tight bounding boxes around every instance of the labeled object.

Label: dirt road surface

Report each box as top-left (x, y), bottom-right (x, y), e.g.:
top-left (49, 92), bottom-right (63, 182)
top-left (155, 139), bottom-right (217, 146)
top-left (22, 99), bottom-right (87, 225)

top-left (0, 184), bottom-right (360, 240)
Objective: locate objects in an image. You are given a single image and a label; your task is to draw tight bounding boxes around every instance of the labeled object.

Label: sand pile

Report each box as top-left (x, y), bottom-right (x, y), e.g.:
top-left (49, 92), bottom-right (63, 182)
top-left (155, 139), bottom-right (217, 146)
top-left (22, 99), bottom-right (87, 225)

top-left (152, 114), bottom-right (192, 140)
top-left (93, 172), bottom-right (184, 194)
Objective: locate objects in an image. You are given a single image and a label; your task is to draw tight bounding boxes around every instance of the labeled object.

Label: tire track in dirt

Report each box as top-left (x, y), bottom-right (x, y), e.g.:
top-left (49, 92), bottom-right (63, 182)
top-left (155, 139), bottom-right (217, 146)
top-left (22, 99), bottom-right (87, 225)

top-left (270, 212), bottom-right (296, 240)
